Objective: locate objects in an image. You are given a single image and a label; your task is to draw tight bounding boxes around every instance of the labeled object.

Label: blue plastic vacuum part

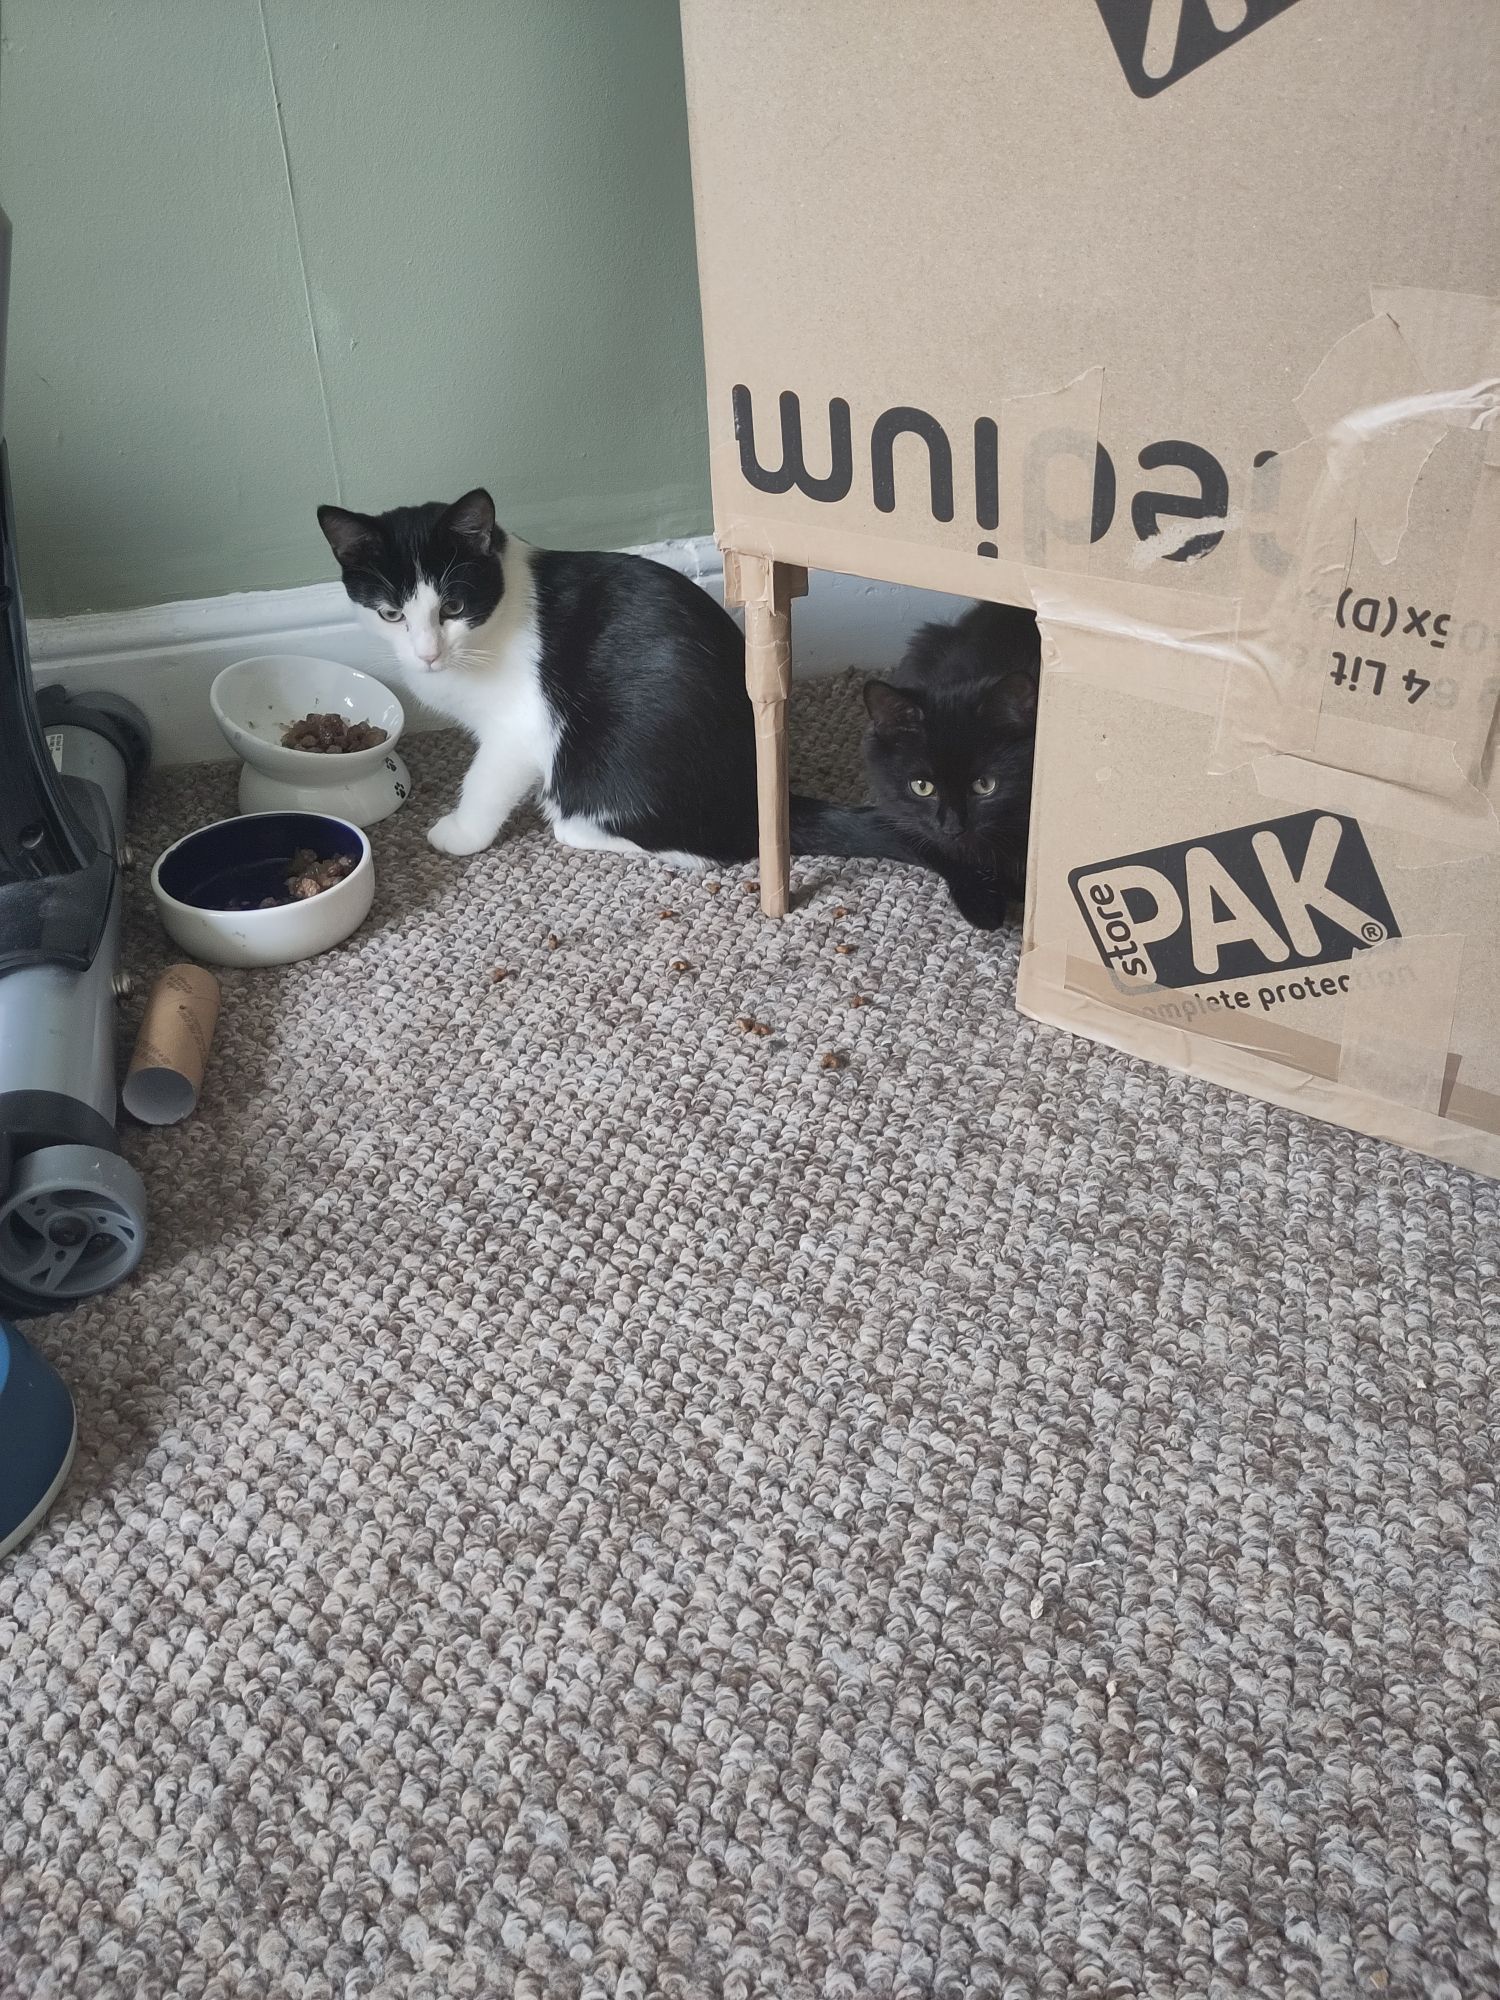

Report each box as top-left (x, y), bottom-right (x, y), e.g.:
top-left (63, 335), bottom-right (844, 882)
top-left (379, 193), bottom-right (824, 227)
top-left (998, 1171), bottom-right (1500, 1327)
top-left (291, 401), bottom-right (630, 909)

top-left (0, 1318), bottom-right (78, 1558)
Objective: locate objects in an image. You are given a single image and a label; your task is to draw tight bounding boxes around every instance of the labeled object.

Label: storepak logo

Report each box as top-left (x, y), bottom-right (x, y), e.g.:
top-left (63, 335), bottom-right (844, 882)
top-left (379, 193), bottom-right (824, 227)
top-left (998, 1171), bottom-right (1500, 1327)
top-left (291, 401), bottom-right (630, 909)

top-left (1093, 0), bottom-right (1302, 97)
top-left (1070, 811), bottom-right (1399, 991)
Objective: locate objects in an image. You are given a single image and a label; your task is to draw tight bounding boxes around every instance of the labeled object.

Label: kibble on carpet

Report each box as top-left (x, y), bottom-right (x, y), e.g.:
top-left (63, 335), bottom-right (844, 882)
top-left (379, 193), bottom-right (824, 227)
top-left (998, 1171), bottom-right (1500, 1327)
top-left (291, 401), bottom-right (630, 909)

top-left (2, 673), bottom-right (1498, 2000)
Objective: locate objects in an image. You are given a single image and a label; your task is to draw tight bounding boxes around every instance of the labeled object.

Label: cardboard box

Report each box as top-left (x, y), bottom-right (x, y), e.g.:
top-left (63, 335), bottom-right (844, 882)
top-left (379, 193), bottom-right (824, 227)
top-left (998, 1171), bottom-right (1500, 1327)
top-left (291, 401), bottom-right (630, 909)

top-left (680, 0), bottom-right (1500, 1175)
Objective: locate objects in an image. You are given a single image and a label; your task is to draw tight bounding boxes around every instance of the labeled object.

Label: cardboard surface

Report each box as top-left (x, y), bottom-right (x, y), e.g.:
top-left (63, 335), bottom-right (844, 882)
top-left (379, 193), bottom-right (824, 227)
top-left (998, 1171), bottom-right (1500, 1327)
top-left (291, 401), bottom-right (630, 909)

top-left (123, 963), bottom-right (221, 1127)
top-left (680, 0), bottom-right (1500, 1174)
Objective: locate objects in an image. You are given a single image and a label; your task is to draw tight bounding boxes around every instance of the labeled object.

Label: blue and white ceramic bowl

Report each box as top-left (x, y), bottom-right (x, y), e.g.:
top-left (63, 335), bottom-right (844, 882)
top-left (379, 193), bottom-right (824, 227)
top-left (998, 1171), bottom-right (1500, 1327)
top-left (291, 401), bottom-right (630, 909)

top-left (150, 811), bottom-right (374, 968)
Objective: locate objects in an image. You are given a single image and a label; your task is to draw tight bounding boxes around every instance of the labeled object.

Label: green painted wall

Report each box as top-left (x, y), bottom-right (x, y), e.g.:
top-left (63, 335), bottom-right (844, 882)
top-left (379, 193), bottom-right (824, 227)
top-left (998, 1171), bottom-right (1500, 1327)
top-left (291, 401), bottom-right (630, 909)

top-left (0, 0), bottom-right (710, 615)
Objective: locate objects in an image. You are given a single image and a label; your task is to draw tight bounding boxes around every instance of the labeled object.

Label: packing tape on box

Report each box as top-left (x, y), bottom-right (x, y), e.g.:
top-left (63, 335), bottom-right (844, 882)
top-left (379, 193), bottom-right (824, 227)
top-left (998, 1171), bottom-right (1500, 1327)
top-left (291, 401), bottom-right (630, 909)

top-left (992, 367), bottom-right (1105, 575)
top-left (1025, 894), bottom-right (1467, 1129)
top-left (1018, 935), bottom-right (1498, 1171)
top-left (1002, 312), bottom-right (1500, 844)
top-left (946, 292), bottom-right (1500, 855)
top-left (1337, 933), bottom-right (1465, 1117)
top-left (1025, 570), bottom-right (1240, 719)
top-left (1294, 313), bottom-right (1450, 567)
top-left (1209, 292), bottom-right (1500, 844)
top-left (723, 550), bottom-right (805, 705)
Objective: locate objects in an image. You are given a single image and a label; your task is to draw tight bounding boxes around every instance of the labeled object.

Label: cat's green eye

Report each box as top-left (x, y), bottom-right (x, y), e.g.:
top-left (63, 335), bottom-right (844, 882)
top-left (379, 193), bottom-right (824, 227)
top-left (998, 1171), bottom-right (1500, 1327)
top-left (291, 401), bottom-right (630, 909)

top-left (440, 601), bottom-right (461, 620)
top-left (971, 776), bottom-right (998, 796)
top-left (378, 607), bottom-right (402, 624)
top-left (909, 778), bottom-right (935, 798)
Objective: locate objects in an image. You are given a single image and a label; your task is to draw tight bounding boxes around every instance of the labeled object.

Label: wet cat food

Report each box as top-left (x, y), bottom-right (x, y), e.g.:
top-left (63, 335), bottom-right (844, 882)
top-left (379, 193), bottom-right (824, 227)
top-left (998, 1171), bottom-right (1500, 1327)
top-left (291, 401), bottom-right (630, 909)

top-left (281, 711), bottom-right (388, 753)
top-left (226, 848), bottom-right (356, 911)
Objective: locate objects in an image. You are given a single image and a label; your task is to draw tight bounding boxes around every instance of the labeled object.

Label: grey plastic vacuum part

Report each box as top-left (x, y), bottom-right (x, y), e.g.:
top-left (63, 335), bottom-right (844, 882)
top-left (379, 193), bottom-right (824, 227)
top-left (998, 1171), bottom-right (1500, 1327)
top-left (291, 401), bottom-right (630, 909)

top-left (0, 718), bottom-right (150, 1311)
top-left (0, 723), bottom-right (129, 1123)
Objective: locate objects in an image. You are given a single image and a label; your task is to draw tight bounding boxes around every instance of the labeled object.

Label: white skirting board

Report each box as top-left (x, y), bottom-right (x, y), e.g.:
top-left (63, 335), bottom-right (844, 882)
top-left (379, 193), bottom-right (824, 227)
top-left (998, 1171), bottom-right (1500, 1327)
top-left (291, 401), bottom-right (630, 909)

top-left (28, 536), bottom-right (968, 767)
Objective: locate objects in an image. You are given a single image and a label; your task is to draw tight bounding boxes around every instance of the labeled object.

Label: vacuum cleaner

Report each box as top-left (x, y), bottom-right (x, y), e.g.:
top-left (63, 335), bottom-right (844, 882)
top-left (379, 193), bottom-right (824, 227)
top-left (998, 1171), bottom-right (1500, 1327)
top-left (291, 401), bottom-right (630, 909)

top-left (0, 202), bottom-right (151, 1551)
top-left (0, 671), bottom-right (151, 1313)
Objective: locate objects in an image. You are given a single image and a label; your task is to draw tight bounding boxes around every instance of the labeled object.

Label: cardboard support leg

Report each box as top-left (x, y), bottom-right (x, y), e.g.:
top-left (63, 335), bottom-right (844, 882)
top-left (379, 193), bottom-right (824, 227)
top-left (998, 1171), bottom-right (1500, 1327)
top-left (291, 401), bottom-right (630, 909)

top-left (724, 551), bottom-right (808, 917)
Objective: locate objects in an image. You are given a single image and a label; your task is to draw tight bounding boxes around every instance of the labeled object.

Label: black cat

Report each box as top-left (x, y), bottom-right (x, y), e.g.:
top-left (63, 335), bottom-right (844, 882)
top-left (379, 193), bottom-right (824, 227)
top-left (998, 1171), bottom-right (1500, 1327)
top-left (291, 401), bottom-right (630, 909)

top-left (812, 602), bottom-right (1041, 929)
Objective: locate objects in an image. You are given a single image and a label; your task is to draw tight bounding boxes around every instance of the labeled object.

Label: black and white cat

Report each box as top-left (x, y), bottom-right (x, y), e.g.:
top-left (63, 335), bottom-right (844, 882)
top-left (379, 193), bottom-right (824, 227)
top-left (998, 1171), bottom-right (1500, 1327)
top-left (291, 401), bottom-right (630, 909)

top-left (317, 488), bottom-right (866, 869)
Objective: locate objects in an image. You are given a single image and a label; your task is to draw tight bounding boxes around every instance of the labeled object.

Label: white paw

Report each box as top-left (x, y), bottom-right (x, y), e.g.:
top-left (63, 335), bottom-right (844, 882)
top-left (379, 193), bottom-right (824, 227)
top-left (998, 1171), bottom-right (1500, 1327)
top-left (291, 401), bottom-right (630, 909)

top-left (427, 813), bottom-right (495, 856)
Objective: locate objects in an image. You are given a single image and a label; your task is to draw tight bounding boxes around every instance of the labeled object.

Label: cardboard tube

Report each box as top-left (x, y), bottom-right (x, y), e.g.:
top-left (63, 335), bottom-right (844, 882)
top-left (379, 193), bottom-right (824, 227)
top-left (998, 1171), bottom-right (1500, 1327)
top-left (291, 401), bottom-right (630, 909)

top-left (123, 964), bottom-right (221, 1126)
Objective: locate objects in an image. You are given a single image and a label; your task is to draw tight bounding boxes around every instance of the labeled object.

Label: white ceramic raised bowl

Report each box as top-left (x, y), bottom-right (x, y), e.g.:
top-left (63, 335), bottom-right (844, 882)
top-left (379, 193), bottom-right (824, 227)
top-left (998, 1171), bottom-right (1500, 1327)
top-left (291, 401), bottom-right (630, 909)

top-left (210, 655), bottom-right (411, 827)
top-left (150, 811), bottom-right (375, 968)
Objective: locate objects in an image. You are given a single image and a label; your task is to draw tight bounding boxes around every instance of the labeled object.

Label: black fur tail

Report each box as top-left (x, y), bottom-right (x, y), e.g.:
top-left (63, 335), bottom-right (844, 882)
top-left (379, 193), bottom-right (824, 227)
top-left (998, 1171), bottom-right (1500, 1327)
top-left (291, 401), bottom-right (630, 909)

top-left (788, 796), bottom-right (920, 863)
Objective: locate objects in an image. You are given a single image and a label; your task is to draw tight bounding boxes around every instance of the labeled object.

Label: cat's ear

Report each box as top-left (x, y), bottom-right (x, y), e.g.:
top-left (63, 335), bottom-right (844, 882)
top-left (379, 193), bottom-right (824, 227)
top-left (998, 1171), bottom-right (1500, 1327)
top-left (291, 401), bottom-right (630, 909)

top-left (981, 670), bottom-right (1039, 732)
top-left (317, 505), bottom-right (381, 570)
top-left (443, 488), bottom-right (497, 552)
top-left (863, 680), bottom-right (924, 734)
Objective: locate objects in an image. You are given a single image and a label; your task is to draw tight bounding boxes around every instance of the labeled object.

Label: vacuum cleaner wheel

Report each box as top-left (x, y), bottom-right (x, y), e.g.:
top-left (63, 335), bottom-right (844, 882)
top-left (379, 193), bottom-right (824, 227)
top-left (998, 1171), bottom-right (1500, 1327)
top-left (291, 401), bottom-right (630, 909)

top-left (0, 1145), bottom-right (147, 1307)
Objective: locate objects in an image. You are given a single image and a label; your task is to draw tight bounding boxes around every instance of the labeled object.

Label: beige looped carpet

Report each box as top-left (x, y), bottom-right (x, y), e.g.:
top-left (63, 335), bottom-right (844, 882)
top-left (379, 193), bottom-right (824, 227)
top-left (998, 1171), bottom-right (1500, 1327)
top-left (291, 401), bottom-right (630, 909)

top-left (3, 677), bottom-right (1498, 2000)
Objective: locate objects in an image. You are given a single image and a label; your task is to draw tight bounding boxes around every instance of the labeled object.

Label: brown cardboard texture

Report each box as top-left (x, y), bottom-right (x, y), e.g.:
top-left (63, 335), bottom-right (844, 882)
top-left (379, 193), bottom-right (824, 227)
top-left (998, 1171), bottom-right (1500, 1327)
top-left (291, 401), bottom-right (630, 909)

top-left (680, 0), bottom-right (1500, 1173)
top-left (123, 964), bottom-right (221, 1127)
